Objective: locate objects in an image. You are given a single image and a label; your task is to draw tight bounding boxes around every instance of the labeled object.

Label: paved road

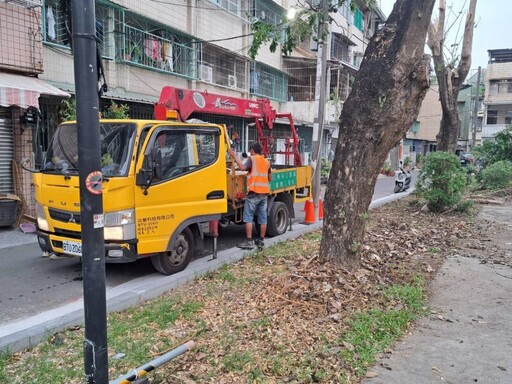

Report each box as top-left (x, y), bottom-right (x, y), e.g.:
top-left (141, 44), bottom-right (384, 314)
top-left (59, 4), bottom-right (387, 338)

top-left (0, 173), bottom-right (416, 326)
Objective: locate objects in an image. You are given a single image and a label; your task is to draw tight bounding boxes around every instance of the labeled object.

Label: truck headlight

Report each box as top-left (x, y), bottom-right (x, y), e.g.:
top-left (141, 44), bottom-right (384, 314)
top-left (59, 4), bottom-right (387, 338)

top-left (104, 209), bottom-right (136, 241)
top-left (35, 203), bottom-right (50, 231)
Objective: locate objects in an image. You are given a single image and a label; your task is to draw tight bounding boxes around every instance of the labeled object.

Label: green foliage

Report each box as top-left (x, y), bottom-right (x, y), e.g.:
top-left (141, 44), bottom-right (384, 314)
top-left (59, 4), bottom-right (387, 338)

top-left (474, 127), bottom-right (512, 166)
top-left (59, 99), bottom-right (130, 122)
top-left (0, 350), bottom-right (8, 382)
top-left (59, 98), bottom-right (77, 121)
top-left (403, 156), bottom-right (412, 166)
top-left (455, 199), bottom-right (474, 214)
top-left (479, 160), bottom-right (512, 190)
top-left (101, 101), bottom-right (130, 119)
top-left (321, 158), bottom-right (332, 183)
top-left (248, 1), bottom-right (374, 59)
top-left (416, 153), bottom-right (424, 166)
top-left (340, 282), bottom-right (426, 376)
top-left (416, 152), bottom-right (467, 212)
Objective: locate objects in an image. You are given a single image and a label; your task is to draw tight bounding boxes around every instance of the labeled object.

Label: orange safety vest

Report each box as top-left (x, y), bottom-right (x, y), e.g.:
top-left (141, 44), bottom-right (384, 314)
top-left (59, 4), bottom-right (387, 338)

top-left (247, 155), bottom-right (270, 194)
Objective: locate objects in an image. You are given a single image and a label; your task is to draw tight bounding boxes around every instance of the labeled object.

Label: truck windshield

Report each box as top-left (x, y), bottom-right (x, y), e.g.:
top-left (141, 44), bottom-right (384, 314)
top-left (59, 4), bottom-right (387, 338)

top-left (42, 122), bottom-right (137, 177)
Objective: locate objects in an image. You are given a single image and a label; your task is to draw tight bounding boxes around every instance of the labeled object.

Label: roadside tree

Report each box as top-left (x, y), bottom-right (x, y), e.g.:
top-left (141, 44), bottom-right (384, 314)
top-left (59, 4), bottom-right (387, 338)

top-left (250, 0), bottom-right (436, 269)
top-left (427, 0), bottom-right (477, 152)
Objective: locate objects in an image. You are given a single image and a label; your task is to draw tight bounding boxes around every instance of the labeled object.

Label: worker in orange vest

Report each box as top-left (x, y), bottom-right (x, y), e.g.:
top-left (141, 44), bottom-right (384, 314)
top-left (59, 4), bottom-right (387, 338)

top-left (228, 142), bottom-right (272, 250)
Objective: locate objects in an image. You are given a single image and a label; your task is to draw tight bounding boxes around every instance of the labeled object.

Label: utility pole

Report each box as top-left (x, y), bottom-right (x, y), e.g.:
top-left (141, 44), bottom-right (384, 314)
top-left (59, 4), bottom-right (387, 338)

top-left (471, 66), bottom-right (481, 150)
top-left (312, 0), bottom-right (330, 220)
top-left (70, 1), bottom-right (109, 382)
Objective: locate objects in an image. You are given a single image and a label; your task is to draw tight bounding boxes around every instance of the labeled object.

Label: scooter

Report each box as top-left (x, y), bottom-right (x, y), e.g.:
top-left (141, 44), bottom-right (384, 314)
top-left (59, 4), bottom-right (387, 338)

top-left (394, 162), bottom-right (412, 193)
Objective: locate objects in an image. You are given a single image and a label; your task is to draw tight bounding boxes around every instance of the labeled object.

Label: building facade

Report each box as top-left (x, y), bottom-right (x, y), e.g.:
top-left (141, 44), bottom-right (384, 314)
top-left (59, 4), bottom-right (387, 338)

top-left (482, 49), bottom-right (512, 140)
top-left (1, 0), bottom-right (384, 215)
top-left (0, 1), bottom-right (69, 218)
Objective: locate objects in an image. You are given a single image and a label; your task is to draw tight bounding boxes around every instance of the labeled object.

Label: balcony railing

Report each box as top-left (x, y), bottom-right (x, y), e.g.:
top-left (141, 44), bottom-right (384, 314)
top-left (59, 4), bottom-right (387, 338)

top-left (120, 25), bottom-right (197, 78)
top-left (482, 124), bottom-right (508, 138)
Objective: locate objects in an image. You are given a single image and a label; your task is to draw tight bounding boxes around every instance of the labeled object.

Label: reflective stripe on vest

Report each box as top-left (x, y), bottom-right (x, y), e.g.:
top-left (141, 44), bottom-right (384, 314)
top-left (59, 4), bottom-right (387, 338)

top-left (247, 155), bottom-right (270, 194)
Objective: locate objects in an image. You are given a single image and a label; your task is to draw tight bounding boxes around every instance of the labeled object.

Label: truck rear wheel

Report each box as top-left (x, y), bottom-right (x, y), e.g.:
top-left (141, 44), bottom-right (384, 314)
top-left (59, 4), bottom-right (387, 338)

top-left (267, 201), bottom-right (289, 237)
top-left (151, 227), bottom-right (194, 275)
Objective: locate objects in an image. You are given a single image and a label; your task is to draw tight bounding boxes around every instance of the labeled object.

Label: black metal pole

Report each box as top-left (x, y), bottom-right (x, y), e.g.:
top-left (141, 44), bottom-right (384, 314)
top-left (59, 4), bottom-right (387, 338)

top-left (70, 1), bottom-right (109, 382)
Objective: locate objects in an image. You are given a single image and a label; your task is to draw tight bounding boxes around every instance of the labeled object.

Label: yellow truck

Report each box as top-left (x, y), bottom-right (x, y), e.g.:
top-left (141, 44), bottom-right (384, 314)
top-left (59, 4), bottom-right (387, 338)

top-left (33, 117), bottom-right (312, 275)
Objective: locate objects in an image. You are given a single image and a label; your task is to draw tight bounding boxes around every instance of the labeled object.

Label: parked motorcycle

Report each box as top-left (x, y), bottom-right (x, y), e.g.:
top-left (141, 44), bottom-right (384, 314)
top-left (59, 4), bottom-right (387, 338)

top-left (394, 162), bottom-right (412, 193)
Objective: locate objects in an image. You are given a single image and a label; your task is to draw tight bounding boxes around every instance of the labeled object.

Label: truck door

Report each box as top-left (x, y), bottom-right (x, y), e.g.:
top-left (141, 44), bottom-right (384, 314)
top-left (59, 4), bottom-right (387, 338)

top-left (134, 124), bottom-right (227, 256)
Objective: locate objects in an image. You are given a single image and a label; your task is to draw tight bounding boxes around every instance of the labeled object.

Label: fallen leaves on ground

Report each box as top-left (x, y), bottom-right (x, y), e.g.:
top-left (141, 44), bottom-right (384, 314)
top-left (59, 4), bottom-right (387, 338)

top-left (148, 196), bottom-right (492, 383)
top-left (9, 194), bottom-right (512, 384)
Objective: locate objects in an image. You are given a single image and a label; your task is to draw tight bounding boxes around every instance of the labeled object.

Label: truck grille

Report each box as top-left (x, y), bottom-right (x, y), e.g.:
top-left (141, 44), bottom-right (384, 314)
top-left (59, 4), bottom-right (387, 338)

top-left (49, 208), bottom-right (81, 224)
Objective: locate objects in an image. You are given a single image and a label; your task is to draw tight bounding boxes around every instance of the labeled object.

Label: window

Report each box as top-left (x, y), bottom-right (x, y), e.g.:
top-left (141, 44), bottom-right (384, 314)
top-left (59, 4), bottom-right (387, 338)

top-left (487, 110), bottom-right (498, 125)
top-left (201, 45), bottom-right (247, 89)
top-left (331, 35), bottom-right (351, 63)
top-left (150, 128), bottom-right (219, 181)
top-left (354, 8), bottom-right (364, 31)
top-left (250, 63), bottom-right (288, 102)
top-left (43, 0), bottom-right (113, 58)
top-left (253, 0), bottom-right (283, 27)
top-left (119, 13), bottom-right (197, 78)
top-left (506, 111), bottom-right (512, 125)
top-left (210, 0), bottom-right (250, 17)
top-left (489, 79), bottom-right (512, 95)
top-left (340, 2), bottom-right (353, 24)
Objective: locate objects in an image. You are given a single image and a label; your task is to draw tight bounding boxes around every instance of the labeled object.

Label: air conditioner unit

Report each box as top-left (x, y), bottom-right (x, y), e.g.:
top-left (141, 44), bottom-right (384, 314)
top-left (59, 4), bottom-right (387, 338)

top-left (228, 75), bottom-right (237, 88)
top-left (200, 65), bottom-right (213, 83)
top-left (477, 111), bottom-right (484, 118)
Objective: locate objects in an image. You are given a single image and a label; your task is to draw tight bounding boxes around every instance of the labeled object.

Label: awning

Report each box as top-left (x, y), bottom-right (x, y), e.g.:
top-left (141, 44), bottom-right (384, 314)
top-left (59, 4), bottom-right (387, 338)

top-left (0, 73), bottom-right (70, 109)
top-left (47, 81), bottom-right (159, 105)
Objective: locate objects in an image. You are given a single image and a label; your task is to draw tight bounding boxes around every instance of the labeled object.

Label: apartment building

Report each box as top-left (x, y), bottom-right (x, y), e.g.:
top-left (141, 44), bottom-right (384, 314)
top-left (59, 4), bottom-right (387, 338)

top-left (0, 0), bottom-right (384, 214)
top-left (482, 49), bottom-right (512, 140)
top-left (0, 1), bottom-right (69, 217)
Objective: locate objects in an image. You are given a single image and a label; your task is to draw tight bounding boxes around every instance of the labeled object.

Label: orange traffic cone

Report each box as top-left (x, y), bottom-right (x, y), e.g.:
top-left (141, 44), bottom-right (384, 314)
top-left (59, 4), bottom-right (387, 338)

top-left (302, 199), bottom-right (316, 224)
top-left (319, 198), bottom-right (324, 220)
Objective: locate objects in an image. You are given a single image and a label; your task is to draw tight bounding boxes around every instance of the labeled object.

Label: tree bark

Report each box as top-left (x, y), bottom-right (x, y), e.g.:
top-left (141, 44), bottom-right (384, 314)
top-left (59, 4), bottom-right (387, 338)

top-left (428, 0), bottom-right (477, 152)
top-left (319, 0), bottom-right (435, 270)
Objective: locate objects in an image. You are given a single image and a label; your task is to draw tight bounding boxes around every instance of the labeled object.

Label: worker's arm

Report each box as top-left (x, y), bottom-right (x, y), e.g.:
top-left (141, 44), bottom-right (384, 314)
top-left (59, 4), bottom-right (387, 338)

top-left (228, 148), bottom-right (248, 171)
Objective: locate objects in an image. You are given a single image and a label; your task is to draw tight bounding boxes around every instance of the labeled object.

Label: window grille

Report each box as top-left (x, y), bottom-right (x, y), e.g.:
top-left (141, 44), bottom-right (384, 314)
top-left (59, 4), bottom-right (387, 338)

top-left (331, 36), bottom-right (351, 64)
top-left (43, 0), bottom-right (114, 59)
top-left (200, 45), bottom-right (247, 89)
top-left (209, 0), bottom-right (249, 17)
top-left (4, 0), bottom-right (41, 8)
top-left (251, 63), bottom-right (288, 102)
top-left (118, 12), bottom-right (197, 79)
top-left (252, 0), bottom-right (283, 26)
top-left (486, 110), bottom-right (498, 125)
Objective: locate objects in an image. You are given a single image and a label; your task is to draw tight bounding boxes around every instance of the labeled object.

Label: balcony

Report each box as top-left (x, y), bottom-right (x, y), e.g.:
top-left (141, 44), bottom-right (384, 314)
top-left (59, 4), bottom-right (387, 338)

top-left (482, 124), bottom-right (509, 139)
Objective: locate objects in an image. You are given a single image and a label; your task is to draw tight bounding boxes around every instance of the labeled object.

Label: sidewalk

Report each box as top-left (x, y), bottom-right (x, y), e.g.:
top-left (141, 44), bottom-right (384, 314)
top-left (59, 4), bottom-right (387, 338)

top-left (0, 225), bottom-right (37, 250)
top-left (363, 203), bottom-right (512, 384)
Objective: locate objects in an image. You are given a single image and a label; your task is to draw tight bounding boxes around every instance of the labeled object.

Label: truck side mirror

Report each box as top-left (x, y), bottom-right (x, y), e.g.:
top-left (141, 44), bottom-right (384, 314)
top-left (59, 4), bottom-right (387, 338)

top-left (135, 147), bottom-right (163, 192)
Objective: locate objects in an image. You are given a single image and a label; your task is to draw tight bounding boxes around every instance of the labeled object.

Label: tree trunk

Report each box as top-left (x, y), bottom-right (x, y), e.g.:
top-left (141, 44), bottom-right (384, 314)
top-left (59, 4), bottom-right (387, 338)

top-left (429, 0), bottom-right (477, 152)
top-left (319, 0), bottom-right (435, 270)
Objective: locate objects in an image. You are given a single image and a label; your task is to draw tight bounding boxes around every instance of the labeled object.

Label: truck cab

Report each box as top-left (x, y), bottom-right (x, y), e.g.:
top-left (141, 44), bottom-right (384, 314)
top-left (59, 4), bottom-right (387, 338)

top-left (34, 119), bottom-right (229, 274)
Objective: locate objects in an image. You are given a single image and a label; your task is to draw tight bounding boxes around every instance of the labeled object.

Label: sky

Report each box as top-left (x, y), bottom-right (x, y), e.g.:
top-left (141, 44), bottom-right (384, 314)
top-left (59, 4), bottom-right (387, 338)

top-left (378, 0), bottom-right (511, 71)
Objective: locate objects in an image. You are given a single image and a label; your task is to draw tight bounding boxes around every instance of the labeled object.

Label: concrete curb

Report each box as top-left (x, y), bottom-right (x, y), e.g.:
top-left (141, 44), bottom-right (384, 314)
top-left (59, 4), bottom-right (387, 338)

top-left (0, 192), bottom-right (410, 353)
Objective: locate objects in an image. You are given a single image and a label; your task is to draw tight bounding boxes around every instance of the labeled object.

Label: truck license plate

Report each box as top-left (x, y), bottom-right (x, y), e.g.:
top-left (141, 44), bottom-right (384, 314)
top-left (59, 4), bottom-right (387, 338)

top-left (62, 240), bottom-right (82, 256)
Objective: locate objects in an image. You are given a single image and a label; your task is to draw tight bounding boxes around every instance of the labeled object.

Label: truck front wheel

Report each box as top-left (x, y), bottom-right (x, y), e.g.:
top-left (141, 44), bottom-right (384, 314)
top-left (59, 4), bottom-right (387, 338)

top-left (151, 227), bottom-right (194, 275)
top-left (266, 201), bottom-right (289, 237)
